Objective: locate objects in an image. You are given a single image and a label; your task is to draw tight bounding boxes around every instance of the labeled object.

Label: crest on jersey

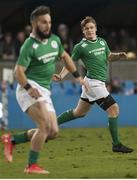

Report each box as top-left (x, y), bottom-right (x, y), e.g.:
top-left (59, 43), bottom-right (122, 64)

top-left (32, 43), bottom-right (39, 49)
top-left (51, 41), bottom-right (58, 48)
top-left (100, 41), bottom-right (105, 46)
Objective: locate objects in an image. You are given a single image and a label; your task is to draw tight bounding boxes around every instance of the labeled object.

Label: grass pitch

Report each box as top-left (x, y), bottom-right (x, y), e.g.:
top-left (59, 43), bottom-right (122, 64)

top-left (0, 127), bottom-right (137, 178)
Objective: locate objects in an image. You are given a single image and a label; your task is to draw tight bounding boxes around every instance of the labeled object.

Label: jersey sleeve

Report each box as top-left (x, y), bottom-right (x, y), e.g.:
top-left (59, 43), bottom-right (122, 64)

top-left (104, 40), bottom-right (111, 58)
top-left (71, 44), bottom-right (81, 61)
top-left (17, 40), bottom-right (33, 68)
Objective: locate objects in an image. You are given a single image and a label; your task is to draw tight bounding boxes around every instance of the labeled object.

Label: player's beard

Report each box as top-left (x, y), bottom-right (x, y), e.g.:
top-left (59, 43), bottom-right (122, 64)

top-left (36, 27), bottom-right (51, 40)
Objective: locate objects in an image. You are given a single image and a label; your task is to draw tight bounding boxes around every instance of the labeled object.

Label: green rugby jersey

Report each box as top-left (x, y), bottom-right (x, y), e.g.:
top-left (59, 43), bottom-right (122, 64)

top-left (72, 37), bottom-right (111, 82)
top-left (17, 34), bottom-right (64, 89)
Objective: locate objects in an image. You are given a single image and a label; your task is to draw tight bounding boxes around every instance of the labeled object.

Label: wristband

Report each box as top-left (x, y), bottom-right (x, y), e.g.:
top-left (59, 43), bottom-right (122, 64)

top-left (72, 71), bottom-right (80, 78)
top-left (23, 83), bottom-right (32, 91)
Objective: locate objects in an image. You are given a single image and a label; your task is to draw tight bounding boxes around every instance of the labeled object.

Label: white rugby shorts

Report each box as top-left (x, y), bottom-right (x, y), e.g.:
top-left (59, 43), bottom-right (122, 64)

top-left (16, 79), bottom-right (55, 112)
top-left (81, 77), bottom-right (109, 102)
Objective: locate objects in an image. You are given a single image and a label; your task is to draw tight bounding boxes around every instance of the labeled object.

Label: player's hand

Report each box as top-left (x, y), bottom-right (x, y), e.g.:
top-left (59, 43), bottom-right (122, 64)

top-left (118, 52), bottom-right (128, 59)
top-left (28, 87), bottom-right (42, 99)
top-left (76, 77), bottom-right (90, 92)
top-left (52, 74), bottom-right (62, 81)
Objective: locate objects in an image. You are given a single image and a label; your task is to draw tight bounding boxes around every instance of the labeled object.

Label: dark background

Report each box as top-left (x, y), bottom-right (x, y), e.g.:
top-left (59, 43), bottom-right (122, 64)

top-left (1, 0), bottom-right (137, 33)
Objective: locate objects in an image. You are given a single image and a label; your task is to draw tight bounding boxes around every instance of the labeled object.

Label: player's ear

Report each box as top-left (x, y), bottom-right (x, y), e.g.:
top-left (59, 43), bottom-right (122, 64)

top-left (82, 27), bottom-right (85, 34)
top-left (31, 20), bottom-right (36, 29)
top-left (95, 25), bottom-right (97, 32)
top-left (82, 30), bottom-right (86, 37)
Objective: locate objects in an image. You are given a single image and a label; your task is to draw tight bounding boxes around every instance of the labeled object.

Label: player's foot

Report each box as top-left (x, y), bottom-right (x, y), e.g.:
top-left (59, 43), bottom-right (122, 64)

top-left (112, 143), bottom-right (133, 153)
top-left (1, 133), bottom-right (14, 162)
top-left (24, 163), bottom-right (50, 174)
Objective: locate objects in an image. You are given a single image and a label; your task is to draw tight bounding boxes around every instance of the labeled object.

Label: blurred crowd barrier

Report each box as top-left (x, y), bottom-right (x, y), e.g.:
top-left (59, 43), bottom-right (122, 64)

top-left (0, 81), bottom-right (137, 129)
top-left (0, 84), bottom-right (137, 129)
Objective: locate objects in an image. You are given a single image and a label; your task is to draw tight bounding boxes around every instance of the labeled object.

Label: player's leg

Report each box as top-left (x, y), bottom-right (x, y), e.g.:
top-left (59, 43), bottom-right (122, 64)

top-left (46, 111), bottom-right (59, 140)
top-left (20, 115), bottom-right (58, 141)
top-left (57, 98), bottom-right (91, 125)
top-left (1, 102), bottom-right (50, 164)
top-left (1, 129), bottom-right (38, 163)
top-left (96, 95), bottom-right (120, 145)
top-left (29, 110), bottom-right (59, 141)
top-left (13, 129), bottom-right (39, 143)
top-left (24, 101), bottom-right (53, 174)
top-left (10, 105), bottom-right (58, 143)
top-left (96, 95), bottom-right (133, 153)
top-left (106, 101), bottom-right (120, 145)
top-left (107, 101), bottom-right (133, 153)
top-left (58, 76), bottom-right (92, 125)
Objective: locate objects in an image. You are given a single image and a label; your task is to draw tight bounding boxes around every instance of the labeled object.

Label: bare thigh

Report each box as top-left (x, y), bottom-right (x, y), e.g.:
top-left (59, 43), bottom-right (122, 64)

top-left (74, 99), bottom-right (92, 117)
top-left (27, 101), bottom-right (51, 129)
top-left (48, 112), bottom-right (59, 139)
top-left (106, 103), bottom-right (119, 118)
top-left (26, 101), bottom-right (58, 151)
top-left (26, 101), bottom-right (58, 140)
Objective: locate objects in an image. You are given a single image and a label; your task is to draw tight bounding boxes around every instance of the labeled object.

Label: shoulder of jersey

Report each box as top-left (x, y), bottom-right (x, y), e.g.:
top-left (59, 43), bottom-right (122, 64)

top-left (79, 39), bottom-right (88, 48)
top-left (21, 37), bottom-right (35, 49)
top-left (50, 33), bottom-right (60, 40)
top-left (98, 37), bottom-right (106, 42)
top-left (26, 37), bottom-right (40, 50)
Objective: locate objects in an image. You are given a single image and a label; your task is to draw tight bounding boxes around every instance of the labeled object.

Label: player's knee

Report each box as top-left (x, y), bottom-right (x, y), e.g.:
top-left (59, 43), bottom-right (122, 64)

top-left (38, 120), bottom-right (51, 133)
top-left (74, 110), bottom-right (87, 118)
top-left (107, 103), bottom-right (119, 118)
top-left (27, 129), bottom-right (37, 140)
top-left (51, 129), bottom-right (59, 138)
top-left (49, 127), bottom-right (59, 139)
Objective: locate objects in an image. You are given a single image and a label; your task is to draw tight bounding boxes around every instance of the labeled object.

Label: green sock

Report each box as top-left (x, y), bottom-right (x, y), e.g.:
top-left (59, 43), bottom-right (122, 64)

top-left (12, 132), bottom-right (28, 144)
top-left (28, 150), bottom-right (39, 165)
top-left (58, 109), bottom-right (76, 125)
top-left (108, 117), bottom-right (120, 145)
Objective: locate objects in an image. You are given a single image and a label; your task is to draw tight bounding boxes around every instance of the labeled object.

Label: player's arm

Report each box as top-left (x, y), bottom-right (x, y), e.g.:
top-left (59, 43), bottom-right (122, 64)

top-left (14, 65), bottom-right (41, 99)
top-left (14, 65), bottom-right (28, 87)
top-left (104, 39), bottom-right (128, 61)
top-left (52, 67), bottom-right (69, 81)
top-left (54, 51), bottom-right (89, 91)
top-left (108, 52), bottom-right (128, 61)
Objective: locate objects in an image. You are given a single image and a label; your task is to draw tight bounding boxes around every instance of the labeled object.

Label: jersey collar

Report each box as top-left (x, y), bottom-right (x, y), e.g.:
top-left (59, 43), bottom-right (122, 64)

top-left (83, 37), bottom-right (98, 43)
top-left (30, 33), bottom-right (48, 44)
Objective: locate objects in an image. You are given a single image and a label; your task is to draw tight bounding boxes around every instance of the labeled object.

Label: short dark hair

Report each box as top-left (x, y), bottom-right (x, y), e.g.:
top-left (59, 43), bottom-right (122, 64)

top-left (30, 5), bottom-right (50, 22)
top-left (81, 16), bottom-right (97, 30)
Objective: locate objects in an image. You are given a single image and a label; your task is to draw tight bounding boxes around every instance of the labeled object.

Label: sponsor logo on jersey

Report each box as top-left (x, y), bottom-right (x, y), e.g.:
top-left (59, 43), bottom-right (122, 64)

top-left (51, 41), bottom-right (58, 48)
top-left (32, 43), bottom-right (39, 49)
top-left (89, 47), bottom-right (105, 55)
top-left (38, 51), bottom-right (58, 63)
top-left (100, 41), bottom-right (105, 46)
